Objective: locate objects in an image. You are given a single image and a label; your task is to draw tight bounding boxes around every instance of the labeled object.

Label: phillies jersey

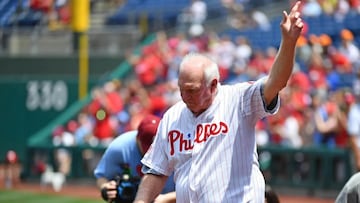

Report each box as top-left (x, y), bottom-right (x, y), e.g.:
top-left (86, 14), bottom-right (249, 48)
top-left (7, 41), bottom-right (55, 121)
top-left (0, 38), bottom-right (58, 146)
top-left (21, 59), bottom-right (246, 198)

top-left (142, 78), bottom-right (279, 202)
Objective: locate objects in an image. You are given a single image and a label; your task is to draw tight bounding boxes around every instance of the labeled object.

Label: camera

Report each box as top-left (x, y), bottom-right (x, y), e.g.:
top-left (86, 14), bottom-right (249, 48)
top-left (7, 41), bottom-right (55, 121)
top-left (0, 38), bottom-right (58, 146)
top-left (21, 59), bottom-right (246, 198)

top-left (114, 171), bottom-right (140, 203)
top-left (101, 164), bottom-right (141, 203)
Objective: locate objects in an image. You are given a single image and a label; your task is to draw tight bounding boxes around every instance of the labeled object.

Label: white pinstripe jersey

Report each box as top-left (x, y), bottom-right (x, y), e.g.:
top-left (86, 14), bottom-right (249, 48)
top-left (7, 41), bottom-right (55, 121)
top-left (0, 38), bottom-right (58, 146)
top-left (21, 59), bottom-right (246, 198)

top-left (142, 78), bottom-right (279, 203)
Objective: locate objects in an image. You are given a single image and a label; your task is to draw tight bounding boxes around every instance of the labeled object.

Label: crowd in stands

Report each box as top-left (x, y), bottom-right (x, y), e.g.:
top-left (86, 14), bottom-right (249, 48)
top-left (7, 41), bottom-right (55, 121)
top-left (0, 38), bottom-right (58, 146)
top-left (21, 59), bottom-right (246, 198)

top-left (299, 0), bottom-right (360, 18)
top-left (3, 0), bottom-right (360, 32)
top-left (29, 0), bottom-right (70, 29)
top-left (52, 29), bottom-right (359, 150)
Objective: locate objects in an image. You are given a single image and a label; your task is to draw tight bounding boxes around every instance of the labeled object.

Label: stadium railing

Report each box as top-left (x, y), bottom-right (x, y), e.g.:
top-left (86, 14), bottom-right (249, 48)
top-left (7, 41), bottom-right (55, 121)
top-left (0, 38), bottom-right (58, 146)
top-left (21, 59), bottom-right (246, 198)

top-left (259, 145), bottom-right (352, 194)
top-left (25, 142), bottom-right (353, 194)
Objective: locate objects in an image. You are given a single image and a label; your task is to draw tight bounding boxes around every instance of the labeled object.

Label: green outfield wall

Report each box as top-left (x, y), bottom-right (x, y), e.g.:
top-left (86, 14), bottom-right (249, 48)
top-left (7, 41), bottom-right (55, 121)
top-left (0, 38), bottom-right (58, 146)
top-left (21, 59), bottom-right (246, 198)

top-left (0, 56), bottom-right (123, 163)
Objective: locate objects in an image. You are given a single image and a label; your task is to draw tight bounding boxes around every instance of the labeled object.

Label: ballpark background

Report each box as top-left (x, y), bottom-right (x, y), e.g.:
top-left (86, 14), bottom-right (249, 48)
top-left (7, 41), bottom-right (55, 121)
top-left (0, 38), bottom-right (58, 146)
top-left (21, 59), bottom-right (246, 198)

top-left (1, 0), bottom-right (359, 202)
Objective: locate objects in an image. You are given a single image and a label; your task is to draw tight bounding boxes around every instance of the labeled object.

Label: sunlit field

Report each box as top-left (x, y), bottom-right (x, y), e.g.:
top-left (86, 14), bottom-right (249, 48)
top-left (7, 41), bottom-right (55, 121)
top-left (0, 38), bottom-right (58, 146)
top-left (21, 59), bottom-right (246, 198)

top-left (0, 189), bottom-right (102, 203)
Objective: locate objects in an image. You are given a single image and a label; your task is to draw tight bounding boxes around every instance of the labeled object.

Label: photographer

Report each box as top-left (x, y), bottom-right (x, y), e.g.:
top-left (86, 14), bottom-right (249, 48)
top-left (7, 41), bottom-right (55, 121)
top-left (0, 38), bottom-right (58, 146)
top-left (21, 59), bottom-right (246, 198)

top-left (94, 114), bottom-right (175, 203)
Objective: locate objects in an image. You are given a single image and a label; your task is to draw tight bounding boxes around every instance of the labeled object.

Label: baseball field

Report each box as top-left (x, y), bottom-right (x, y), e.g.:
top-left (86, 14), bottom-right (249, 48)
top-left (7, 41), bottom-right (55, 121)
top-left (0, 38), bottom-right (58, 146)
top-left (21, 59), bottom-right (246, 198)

top-left (0, 181), bottom-right (336, 203)
top-left (0, 182), bottom-right (104, 203)
top-left (0, 190), bottom-right (101, 203)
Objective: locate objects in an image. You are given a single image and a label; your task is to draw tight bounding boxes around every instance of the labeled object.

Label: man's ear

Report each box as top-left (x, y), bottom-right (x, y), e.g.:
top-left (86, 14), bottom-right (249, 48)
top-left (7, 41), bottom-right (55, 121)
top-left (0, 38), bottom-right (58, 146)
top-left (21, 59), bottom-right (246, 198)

top-left (211, 79), bottom-right (218, 92)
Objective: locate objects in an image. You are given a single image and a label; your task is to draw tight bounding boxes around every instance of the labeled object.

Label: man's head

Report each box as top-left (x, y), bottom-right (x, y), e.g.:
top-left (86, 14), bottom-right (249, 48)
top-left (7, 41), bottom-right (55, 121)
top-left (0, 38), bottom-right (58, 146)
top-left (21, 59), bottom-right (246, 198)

top-left (178, 53), bottom-right (219, 116)
top-left (136, 114), bottom-right (161, 155)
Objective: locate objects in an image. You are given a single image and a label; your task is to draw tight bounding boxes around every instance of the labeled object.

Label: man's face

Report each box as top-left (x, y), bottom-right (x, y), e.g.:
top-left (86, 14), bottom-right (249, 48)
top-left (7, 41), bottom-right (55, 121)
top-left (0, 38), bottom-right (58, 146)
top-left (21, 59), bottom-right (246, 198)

top-left (178, 77), bottom-right (213, 116)
top-left (178, 54), bottom-right (217, 116)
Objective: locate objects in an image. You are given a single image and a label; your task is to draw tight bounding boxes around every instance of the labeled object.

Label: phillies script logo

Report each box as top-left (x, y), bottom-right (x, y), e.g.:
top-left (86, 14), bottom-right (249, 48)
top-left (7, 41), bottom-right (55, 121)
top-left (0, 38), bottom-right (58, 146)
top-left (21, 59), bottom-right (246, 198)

top-left (168, 121), bottom-right (228, 155)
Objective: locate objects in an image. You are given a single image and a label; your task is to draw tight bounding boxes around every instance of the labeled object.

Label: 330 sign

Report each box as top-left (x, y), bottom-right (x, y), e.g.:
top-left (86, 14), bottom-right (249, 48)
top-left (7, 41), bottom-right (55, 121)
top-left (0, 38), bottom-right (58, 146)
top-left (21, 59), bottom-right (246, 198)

top-left (26, 80), bottom-right (68, 111)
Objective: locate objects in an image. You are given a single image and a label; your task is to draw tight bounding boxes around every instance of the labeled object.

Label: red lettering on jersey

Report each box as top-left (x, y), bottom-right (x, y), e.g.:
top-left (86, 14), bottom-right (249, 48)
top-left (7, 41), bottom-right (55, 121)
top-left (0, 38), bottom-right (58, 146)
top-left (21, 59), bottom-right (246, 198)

top-left (168, 122), bottom-right (228, 156)
top-left (195, 121), bottom-right (228, 143)
top-left (168, 130), bottom-right (194, 156)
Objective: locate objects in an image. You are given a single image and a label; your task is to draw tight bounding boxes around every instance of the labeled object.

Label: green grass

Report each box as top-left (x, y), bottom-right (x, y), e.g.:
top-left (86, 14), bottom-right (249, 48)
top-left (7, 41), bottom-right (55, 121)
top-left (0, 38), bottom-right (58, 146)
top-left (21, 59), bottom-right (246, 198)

top-left (0, 190), bottom-right (103, 203)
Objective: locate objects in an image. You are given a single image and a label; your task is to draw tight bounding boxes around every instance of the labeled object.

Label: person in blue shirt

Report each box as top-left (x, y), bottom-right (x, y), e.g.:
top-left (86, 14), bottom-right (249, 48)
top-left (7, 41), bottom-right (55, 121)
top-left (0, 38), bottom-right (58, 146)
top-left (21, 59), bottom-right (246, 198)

top-left (94, 114), bottom-right (175, 203)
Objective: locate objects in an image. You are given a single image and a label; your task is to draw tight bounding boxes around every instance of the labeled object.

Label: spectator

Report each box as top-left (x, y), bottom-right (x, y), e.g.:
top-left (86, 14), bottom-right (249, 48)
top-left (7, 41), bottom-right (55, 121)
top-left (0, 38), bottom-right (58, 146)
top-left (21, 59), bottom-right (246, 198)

top-left (146, 84), bottom-right (171, 116)
top-left (302, 0), bottom-right (322, 17)
top-left (122, 80), bottom-right (152, 131)
top-left (332, 88), bottom-right (351, 148)
top-left (247, 49), bottom-right (269, 79)
top-left (307, 52), bottom-right (329, 92)
top-left (177, 0), bottom-right (207, 34)
top-left (87, 85), bottom-right (120, 147)
top-left (165, 33), bottom-right (188, 82)
top-left (334, 0), bottom-right (351, 22)
top-left (312, 91), bottom-right (344, 148)
top-left (55, 0), bottom-right (70, 25)
top-left (51, 121), bottom-right (76, 176)
top-left (295, 34), bottom-right (312, 70)
top-left (133, 45), bottom-right (167, 86)
top-left (189, 0), bottom-right (207, 25)
top-left (234, 36), bottom-right (252, 66)
top-left (268, 104), bottom-right (303, 148)
top-left (188, 25), bottom-right (209, 52)
top-left (30, 0), bottom-right (53, 13)
top-left (74, 112), bottom-right (94, 145)
top-left (255, 119), bottom-right (270, 147)
top-left (211, 34), bottom-right (236, 82)
top-left (249, 9), bottom-right (271, 31)
top-left (328, 46), bottom-right (352, 74)
top-left (349, 0), bottom-right (360, 13)
top-left (338, 29), bottom-right (360, 69)
top-left (231, 36), bottom-right (253, 83)
top-left (222, 0), bottom-right (249, 29)
top-left (3, 150), bottom-right (21, 189)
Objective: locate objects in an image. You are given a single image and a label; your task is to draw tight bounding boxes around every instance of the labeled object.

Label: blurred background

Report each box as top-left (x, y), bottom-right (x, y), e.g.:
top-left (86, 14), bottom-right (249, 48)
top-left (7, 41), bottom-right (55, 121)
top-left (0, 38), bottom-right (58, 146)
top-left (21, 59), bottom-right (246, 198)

top-left (1, 0), bottom-right (360, 200)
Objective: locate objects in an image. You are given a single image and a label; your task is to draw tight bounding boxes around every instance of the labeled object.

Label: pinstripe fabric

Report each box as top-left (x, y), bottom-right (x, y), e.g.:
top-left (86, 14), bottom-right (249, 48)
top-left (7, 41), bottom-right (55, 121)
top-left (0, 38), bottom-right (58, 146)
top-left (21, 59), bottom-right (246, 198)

top-left (142, 77), bottom-right (279, 203)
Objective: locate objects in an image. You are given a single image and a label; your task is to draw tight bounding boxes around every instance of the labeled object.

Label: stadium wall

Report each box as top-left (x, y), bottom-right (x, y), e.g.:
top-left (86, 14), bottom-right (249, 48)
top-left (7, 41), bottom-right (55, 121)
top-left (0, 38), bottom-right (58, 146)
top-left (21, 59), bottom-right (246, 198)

top-left (0, 56), bottom-right (123, 164)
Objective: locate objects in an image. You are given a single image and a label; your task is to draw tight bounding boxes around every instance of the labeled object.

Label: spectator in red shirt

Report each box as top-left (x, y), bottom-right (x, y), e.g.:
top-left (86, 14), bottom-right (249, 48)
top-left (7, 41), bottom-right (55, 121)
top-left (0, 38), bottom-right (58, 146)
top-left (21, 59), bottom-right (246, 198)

top-left (87, 80), bottom-right (123, 146)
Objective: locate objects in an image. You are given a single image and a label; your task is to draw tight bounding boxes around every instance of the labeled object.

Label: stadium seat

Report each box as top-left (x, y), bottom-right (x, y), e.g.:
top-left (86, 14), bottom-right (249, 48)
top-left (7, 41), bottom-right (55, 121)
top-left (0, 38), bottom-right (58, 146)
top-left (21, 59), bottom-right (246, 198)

top-left (0, 0), bottom-right (17, 27)
top-left (344, 12), bottom-right (360, 32)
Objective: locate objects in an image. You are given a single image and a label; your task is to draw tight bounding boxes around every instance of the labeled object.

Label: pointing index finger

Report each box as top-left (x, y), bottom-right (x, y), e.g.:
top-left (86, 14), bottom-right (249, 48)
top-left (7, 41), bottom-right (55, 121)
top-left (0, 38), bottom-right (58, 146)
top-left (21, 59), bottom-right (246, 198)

top-left (291, 1), bottom-right (302, 14)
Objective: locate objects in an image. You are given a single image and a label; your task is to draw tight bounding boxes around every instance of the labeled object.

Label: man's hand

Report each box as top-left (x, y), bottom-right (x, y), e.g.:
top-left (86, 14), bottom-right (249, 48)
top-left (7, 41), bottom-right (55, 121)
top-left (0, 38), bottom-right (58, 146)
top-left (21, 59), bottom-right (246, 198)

top-left (153, 192), bottom-right (176, 203)
top-left (280, 1), bottom-right (304, 42)
top-left (100, 180), bottom-right (117, 202)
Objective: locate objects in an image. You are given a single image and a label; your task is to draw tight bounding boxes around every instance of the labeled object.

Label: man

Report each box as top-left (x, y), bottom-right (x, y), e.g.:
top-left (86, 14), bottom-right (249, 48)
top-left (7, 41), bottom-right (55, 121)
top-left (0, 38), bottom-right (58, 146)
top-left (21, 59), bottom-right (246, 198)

top-left (134, 1), bottom-right (303, 202)
top-left (94, 114), bottom-right (175, 203)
